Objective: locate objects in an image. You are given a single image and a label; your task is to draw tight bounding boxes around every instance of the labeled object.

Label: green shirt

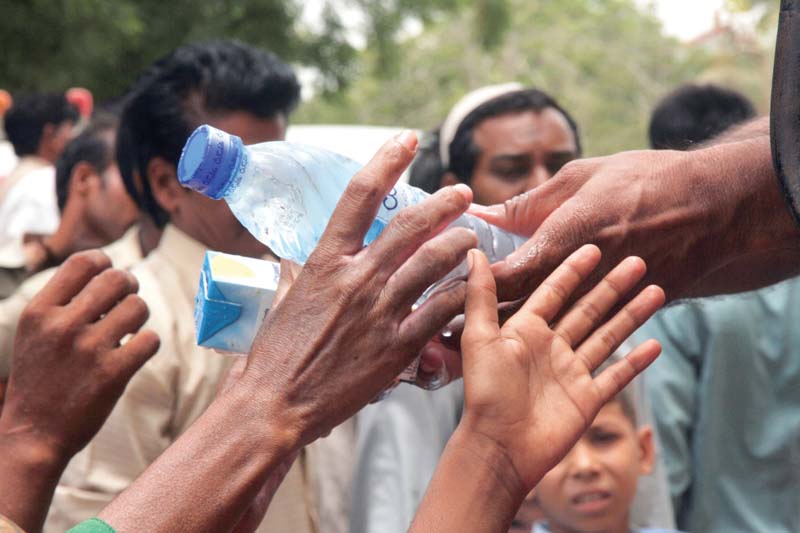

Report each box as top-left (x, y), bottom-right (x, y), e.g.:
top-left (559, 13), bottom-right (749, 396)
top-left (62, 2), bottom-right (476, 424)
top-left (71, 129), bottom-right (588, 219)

top-left (634, 278), bottom-right (800, 532)
top-left (67, 518), bottom-right (116, 533)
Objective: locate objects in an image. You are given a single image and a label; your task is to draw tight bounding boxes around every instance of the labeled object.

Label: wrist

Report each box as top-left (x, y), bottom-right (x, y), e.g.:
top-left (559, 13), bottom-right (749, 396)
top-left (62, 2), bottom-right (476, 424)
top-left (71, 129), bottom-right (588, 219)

top-left (219, 376), bottom-right (303, 460)
top-left (450, 421), bottom-right (529, 504)
top-left (0, 414), bottom-right (68, 481)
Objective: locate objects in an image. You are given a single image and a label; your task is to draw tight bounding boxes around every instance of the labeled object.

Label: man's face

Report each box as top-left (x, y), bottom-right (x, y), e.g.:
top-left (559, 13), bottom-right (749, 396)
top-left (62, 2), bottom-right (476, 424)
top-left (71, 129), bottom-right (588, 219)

top-left (172, 111), bottom-right (286, 257)
top-left (468, 108), bottom-right (577, 206)
top-left (86, 161), bottom-right (139, 242)
top-left (534, 401), bottom-right (653, 533)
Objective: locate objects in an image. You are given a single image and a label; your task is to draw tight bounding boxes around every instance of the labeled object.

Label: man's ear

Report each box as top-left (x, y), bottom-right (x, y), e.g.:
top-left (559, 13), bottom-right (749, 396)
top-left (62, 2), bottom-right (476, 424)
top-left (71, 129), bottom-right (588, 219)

top-left (69, 161), bottom-right (99, 199)
top-left (439, 171), bottom-right (460, 189)
top-left (146, 156), bottom-right (183, 216)
top-left (637, 425), bottom-right (655, 475)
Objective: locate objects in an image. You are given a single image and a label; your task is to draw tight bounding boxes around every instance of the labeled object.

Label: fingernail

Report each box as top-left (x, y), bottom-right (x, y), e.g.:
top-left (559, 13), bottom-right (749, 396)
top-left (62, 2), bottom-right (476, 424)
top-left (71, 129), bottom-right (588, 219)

top-left (467, 249), bottom-right (475, 273)
top-left (396, 130), bottom-right (418, 153)
top-left (452, 183), bottom-right (472, 202)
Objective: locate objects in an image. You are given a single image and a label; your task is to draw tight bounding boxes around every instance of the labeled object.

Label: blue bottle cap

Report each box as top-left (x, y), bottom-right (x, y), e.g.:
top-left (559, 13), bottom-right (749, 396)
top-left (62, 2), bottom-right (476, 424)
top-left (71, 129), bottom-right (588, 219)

top-left (178, 124), bottom-right (244, 200)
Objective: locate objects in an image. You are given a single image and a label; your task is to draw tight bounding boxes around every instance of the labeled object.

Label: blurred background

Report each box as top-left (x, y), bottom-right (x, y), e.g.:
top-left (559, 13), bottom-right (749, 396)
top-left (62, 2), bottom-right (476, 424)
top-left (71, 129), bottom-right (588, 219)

top-left (0, 0), bottom-right (777, 156)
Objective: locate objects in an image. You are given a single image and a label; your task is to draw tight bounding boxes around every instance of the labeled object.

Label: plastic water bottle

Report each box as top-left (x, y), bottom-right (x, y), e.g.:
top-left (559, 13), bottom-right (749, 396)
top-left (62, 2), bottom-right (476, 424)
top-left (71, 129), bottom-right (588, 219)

top-left (178, 125), bottom-right (527, 387)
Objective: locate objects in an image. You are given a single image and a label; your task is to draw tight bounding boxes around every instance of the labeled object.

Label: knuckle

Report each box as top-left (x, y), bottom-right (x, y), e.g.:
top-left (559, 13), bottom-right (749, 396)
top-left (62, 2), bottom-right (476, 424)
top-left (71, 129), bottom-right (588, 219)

top-left (392, 207), bottom-right (433, 238)
top-left (67, 249), bottom-right (110, 273)
top-left (579, 299), bottom-right (603, 324)
top-left (438, 186), bottom-right (469, 212)
top-left (603, 276), bottom-right (625, 298)
top-left (75, 329), bottom-right (102, 356)
top-left (120, 294), bottom-right (149, 323)
top-left (101, 268), bottom-right (137, 296)
top-left (543, 279), bottom-right (569, 302)
top-left (376, 140), bottom-right (409, 172)
top-left (19, 303), bottom-right (45, 328)
top-left (43, 314), bottom-right (79, 340)
top-left (346, 177), bottom-right (381, 204)
top-left (125, 271), bottom-right (140, 294)
top-left (600, 328), bottom-right (619, 350)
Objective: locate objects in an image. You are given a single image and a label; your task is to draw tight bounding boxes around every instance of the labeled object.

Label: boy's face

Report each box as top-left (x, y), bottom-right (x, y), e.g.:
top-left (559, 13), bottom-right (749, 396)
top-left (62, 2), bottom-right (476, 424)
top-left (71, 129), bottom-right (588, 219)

top-left (534, 401), bottom-right (654, 533)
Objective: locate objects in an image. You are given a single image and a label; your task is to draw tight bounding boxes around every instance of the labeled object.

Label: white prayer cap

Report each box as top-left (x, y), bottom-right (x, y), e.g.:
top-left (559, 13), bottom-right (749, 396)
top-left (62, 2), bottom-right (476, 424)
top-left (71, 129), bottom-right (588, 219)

top-left (439, 82), bottom-right (524, 168)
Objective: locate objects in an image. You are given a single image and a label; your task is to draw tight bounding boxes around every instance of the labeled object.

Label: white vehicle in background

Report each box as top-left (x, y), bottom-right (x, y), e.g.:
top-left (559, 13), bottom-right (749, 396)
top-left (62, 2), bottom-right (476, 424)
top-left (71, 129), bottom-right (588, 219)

top-left (286, 124), bottom-right (414, 183)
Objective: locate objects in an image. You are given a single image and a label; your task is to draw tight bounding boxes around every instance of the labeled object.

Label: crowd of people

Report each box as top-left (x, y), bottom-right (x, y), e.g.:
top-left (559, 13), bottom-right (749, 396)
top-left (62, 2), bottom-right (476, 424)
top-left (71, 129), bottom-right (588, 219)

top-left (0, 19), bottom-right (799, 533)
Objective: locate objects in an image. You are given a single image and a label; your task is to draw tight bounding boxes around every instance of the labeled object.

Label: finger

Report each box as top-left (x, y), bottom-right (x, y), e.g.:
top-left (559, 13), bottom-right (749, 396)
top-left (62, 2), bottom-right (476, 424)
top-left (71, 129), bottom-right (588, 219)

top-left (467, 158), bottom-right (598, 234)
top-left (417, 340), bottom-right (463, 380)
top-left (382, 226), bottom-right (476, 310)
top-left (112, 329), bottom-right (160, 382)
top-left (94, 293), bottom-right (150, 347)
top-left (593, 339), bottom-right (661, 404)
top-left (68, 268), bottom-right (139, 323)
top-left (31, 250), bottom-right (112, 306)
top-left (510, 244), bottom-right (601, 326)
top-left (462, 250), bottom-right (501, 349)
top-left (437, 298), bottom-right (523, 351)
top-left (364, 184), bottom-right (472, 278)
top-left (554, 257), bottom-right (647, 348)
top-left (575, 285), bottom-right (665, 372)
top-left (316, 131), bottom-right (418, 255)
top-left (399, 280), bottom-right (466, 353)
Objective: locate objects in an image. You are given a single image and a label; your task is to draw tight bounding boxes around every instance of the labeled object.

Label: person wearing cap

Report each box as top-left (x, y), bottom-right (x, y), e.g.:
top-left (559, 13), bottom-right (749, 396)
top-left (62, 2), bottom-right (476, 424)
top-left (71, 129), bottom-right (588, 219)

top-left (350, 83), bottom-right (615, 533)
top-left (42, 41), bottom-right (320, 533)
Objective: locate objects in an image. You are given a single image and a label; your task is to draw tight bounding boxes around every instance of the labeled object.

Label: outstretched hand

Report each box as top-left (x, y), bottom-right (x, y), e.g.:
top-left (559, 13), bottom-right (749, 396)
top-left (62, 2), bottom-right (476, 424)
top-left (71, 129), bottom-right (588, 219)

top-left (0, 250), bottom-right (159, 533)
top-left (469, 135), bottom-right (800, 304)
top-left (459, 245), bottom-right (664, 490)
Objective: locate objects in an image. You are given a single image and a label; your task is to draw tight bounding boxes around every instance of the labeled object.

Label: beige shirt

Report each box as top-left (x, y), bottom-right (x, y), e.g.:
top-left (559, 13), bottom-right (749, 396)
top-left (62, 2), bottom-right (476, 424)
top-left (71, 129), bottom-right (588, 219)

top-left (0, 225), bottom-right (144, 378)
top-left (45, 225), bottom-right (315, 533)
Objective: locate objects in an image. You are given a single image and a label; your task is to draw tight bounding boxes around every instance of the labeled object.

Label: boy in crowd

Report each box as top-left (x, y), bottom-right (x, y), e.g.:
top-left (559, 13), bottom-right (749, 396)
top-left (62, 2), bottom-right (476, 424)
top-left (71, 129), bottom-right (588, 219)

top-left (533, 380), bottom-right (680, 533)
top-left (0, 93), bottom-right (79, 296)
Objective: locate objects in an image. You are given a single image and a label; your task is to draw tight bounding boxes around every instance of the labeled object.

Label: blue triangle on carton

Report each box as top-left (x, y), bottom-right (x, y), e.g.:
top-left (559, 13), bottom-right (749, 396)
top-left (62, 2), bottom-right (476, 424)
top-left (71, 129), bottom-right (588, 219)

top-left (195, 255), bottom-right (242, 344)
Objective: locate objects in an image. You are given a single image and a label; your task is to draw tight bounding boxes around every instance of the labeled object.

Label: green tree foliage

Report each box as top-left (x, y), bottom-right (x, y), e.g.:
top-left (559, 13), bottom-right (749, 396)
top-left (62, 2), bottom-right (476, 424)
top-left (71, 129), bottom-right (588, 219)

top-left (0, 0), bottom-right (311, 100)
top-left (0, 0), bottom-right (466, 102)
top-left (297, 0), bottom-right (715, 155)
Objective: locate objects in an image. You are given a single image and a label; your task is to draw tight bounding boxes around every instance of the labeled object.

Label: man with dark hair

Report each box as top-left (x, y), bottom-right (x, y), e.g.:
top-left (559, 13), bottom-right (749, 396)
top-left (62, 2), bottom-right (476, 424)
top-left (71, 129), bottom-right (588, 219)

top-left (3, 93), bottom-right (79, 162)
top-left (648, 84), bottom-right (756, 150)
top-left (45, 40), bottom-right (311, 532)
top-left (437, 84), bottom-right (581, 205)
top-left (0, 115), bottom-right (141, 375)
top-left (0, 93), bottom-right (79, 297)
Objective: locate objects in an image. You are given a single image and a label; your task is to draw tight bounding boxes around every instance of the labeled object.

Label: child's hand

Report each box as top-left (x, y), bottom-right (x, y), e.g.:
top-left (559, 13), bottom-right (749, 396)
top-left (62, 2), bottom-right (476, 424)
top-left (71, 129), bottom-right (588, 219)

top-left (459, 245), bottom-right (664, 492)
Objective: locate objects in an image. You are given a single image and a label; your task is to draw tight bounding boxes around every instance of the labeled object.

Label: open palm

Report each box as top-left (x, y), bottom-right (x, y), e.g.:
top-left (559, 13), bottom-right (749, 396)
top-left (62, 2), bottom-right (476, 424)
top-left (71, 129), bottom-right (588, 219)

top-left (459, 245), bottom-right (664, 489)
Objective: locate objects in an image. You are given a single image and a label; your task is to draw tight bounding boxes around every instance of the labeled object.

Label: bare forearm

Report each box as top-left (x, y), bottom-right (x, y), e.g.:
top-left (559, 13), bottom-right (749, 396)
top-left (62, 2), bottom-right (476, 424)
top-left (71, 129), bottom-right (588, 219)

top-left (410, 427), bottom-right (527, 533)
top-left (696, 116), bottom-right (769, 148)
top-left (0, 429), bottom-right (66, 533)
top-left (98, 386), bottom-right (299, 533)
top-left (684, 133), bottom-right (800, 297)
